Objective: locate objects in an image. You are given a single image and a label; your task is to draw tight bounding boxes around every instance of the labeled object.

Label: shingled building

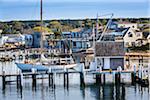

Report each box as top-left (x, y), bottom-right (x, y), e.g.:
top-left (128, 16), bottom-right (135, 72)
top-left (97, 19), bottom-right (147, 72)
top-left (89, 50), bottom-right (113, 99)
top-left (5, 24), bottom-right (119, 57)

top-left (95, 41), bottom-right (125, 70)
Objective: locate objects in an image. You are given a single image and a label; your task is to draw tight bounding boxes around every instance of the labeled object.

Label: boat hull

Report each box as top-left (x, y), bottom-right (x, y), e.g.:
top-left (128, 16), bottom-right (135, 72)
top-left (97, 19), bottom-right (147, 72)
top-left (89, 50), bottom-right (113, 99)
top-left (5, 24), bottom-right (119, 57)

top-left (15, 63), bottom-right (78, 72)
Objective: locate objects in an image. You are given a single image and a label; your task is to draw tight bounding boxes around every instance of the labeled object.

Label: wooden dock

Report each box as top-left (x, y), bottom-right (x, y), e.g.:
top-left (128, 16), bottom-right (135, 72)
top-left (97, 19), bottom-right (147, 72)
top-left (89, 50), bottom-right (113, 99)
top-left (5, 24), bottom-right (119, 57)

top-left (0, 61), bottom-right (149, 91)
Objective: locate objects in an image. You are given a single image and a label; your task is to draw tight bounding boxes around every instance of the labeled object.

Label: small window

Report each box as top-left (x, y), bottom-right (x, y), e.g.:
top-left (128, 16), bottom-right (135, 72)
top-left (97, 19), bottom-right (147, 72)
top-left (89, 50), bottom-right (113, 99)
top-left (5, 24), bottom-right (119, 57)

top-left (36, 34), bottom-right (40, 38)
top-left (73, 42), bottom-right (76, 47)
top-left (132, 26), bottom-right (134, 28)
top-left (128, 32), bottom-right (133, 37)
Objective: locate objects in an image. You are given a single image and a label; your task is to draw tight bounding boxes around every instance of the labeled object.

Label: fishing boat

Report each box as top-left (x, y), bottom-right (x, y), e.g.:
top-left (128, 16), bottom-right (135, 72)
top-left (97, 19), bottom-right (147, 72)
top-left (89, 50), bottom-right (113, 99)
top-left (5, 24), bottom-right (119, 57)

top-left (15, 0), bottom-right (78, 72)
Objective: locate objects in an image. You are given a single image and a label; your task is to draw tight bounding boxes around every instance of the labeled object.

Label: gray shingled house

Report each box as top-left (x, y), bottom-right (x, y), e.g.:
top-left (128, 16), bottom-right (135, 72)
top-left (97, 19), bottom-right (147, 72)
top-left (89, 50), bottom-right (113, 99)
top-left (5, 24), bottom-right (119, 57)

top-left (95, 41), bottom-right (125, 70)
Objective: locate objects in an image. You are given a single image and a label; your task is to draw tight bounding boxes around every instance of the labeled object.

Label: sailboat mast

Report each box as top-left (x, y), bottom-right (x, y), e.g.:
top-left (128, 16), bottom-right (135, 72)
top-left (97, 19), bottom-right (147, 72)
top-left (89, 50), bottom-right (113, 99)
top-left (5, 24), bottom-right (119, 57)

top-left (92, 24), bottom-right (95, 57)
top-left (40, 0), bottom-right (43, 49)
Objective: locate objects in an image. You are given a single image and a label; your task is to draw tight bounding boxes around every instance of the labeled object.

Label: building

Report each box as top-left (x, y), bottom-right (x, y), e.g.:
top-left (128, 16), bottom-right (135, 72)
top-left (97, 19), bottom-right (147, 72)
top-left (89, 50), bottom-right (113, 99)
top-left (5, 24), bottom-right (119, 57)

top-left (32, 31), bottom-right (52, 48)
top-left (21, 34), bottom-right (33, 47)
top-left (0, 29), bottom-right (2, 36)
top-left (0, 34), bottom-right (23, 48)
top-left (95, 42), bottom-right (125, 70)
top-left (123, 28), bottom-right (143, 47)
top-left (117, 22), bottom-right (138, 30)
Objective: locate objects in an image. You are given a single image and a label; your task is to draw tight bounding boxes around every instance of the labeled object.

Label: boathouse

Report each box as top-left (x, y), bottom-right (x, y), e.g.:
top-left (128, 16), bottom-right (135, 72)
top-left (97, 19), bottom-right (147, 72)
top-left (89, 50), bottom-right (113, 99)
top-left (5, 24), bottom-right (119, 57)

top-left (95, 41), bottom-right (125, 70)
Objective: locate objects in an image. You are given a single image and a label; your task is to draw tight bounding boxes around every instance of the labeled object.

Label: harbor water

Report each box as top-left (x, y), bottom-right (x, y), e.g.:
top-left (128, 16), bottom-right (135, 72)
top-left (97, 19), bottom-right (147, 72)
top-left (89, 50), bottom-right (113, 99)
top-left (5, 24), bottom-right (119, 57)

top-left (0, 61), bottom-right (150, 100)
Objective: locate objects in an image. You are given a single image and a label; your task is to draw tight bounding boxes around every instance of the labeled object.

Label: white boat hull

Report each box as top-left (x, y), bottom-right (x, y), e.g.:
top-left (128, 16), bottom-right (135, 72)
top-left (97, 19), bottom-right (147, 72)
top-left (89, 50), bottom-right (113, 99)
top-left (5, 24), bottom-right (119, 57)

top-left (15, 62), bottom-right (78, 72)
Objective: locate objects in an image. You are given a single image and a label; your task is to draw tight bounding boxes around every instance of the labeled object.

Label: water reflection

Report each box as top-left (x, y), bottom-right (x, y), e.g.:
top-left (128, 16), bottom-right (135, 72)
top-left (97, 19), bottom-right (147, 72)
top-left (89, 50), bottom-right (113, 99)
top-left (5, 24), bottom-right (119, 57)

top-left (0, 81), bottom-right (150, 100)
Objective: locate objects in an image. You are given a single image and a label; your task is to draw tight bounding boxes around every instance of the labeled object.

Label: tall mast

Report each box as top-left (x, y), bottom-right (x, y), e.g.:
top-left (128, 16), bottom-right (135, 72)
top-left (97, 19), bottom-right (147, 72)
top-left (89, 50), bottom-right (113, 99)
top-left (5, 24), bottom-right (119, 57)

top-left (92, 24), bottom-right (95, 57)
top-left (40, 0), bottom-right (43, 49)
top-left (96, 13), bottom-right (98, 41)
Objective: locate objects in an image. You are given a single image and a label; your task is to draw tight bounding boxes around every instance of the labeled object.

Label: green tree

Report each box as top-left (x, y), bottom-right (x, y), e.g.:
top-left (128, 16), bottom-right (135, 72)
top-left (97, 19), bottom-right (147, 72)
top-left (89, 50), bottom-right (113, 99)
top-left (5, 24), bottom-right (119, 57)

top-left (84, 18), bottom-right (92, 28)
top-left (33, 26), bottom-right (53, 33)
top-left (12, 21), bottom-right (24, 31)
top-left (101, 19), bottom-right (107, 25)
top-left (49, 21), bottom-right (62, 30)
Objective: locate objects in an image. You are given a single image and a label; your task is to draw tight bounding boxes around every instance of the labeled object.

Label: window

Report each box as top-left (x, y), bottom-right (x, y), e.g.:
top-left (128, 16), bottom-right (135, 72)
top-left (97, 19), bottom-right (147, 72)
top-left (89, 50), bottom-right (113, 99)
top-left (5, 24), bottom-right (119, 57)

top-left (73, 42), bottom-right (76, 47)
top-left (132, 26), bottom-right (134, 28)
top-left (128, 32), bottom-right (133, 37)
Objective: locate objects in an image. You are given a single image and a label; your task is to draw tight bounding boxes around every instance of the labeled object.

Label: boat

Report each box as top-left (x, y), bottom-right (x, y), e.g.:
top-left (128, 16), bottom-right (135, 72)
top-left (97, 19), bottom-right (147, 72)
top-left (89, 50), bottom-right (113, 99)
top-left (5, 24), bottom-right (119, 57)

top-left (15, 0), bottom-right (78, 72)
top-left (15, 59), bottom-right (77, 73)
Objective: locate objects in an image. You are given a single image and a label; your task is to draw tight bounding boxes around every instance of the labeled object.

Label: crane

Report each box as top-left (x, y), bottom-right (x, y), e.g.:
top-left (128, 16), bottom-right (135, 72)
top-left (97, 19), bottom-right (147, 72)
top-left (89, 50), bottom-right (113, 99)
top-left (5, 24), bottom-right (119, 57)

top-left (96, 13), bottom-right (114, 42)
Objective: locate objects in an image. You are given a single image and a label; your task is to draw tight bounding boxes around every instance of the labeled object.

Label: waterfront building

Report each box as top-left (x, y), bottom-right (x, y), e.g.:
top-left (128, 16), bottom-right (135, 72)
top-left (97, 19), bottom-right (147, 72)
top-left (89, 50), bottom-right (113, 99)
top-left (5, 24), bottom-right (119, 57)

top-left (95, 41), bottom-right (125, 70)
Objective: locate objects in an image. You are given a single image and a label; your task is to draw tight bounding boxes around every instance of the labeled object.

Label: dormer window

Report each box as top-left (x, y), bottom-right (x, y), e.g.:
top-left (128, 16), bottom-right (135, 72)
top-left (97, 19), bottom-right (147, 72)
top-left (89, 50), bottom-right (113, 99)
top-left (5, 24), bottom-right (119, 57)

top-left (132, 26), bottom-right (134, 28)
top-left (128, 32), bottom-right (133, 37)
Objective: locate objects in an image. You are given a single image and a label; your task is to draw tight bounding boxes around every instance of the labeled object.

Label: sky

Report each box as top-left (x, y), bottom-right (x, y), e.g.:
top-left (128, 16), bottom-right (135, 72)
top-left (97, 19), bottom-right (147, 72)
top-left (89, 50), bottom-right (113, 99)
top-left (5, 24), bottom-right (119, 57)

top-left (0, 0), bottom-right (149, 21)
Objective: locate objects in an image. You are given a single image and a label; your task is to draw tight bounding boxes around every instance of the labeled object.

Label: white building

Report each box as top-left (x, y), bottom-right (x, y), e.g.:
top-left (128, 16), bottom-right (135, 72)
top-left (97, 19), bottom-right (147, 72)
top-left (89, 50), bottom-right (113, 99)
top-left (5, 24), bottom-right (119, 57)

top-left (123, 28), bottom-right (143, 47)
top-left (0, 34), bottom-right (33, 47)
top-left (118, 22), bottom-right (138, 30)
top-left (0, 36), bottom-right (8, 46)
top-left (0, 29), bottom-right (2, 34)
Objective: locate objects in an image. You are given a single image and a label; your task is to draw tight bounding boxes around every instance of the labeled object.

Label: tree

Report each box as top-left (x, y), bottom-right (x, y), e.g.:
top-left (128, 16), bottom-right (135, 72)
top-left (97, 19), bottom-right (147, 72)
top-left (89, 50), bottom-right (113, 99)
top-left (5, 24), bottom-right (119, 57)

top-left (49, 21), bottom-right (62, 30)
top-left (12, 21), bottom-right (24, 31)
top-left (33, 26), bottom-right (53, 33)
top-left (84, 18), bottom-right (92, 28)
top-left (101, 19), bottom-right (107, 25)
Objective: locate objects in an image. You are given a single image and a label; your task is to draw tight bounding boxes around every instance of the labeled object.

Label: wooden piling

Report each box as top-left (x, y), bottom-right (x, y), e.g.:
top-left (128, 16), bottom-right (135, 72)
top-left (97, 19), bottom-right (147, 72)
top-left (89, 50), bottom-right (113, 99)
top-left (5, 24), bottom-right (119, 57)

top-left (63, 68), bottom-right (66, 87)
top-left (32, 68), bottom-right (36, 88)
top-left (49, 73), bottom-right (54, 86)
top-left (96, 74), bottom-right (101, 84)
top-left (32, 74), bottom-right (36, 87)
top-left (48, 73), bottom-right (51, 86)
top-left (103, 74), bottom-right (106, 84)
top-left (16, 75), bottom-right (20, 89)
top-left (64, 72), bottom-right (69, 88)
top-left (2, 71), bottom-right (6, 90)
top-left (66, 72), bottom-right (69, 88)
top-left (115, 73), bottom-right (121, 85)
top-left (80, 72), bottom-right (85, 87)
top-left (131, 72), bottom-right (136, 85)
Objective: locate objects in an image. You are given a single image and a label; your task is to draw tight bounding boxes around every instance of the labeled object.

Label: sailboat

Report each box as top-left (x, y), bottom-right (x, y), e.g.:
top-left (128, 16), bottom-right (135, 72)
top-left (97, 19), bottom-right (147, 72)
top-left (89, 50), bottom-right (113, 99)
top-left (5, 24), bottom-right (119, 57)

top-left (15, 0), bottom-right (78, 73)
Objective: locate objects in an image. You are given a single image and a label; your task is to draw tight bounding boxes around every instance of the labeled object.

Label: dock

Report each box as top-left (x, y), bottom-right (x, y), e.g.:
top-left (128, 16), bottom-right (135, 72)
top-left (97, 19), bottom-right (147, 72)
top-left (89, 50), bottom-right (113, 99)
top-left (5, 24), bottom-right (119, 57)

top-left (0, 65), bottom-right (149, 91)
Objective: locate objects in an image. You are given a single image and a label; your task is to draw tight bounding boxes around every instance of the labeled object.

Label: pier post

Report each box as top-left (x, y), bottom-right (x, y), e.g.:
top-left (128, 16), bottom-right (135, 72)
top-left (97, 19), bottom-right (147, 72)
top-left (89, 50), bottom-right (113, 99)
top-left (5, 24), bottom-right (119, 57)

top-left (80, 63), bottom-right (85, 87)
top-left (115, 66), bottom-right (122, 85)
top-left (16, 75), bottom-right (20, 89)
top-left (32, 68), bottom-right (37, 88)
top-left (115, 73), bottom-right (121, 85)
top-left (96, 74), bottom-right (101, 84)
top-left (96, 65), bottom-right (102, 84)
top-left (49, 73), bottom-right (54, 87)
top-left (131, 65), bottom-right (136, 85)
top-left (80, 72), bottom-right (85, 87)
top-left (48, 68), bottom-right (54, 86)
top-left (66, 69), bottom-right (69, 88)
top-left (64, 68), bottom-right (69, 88)
top-left (103, 74), bottom-right (106, 84)
top-left (16, 70), bottom-right (23, 89)
top-left (131, 72), bottom-right (136, 85)
top-left (138, 65), bottom-right (142, 79)
top-left (64, 68), bottom-right (66, 87)
top-left (53, 72), bottom-right (56, 89)
top-left (2, 71), bottom-right (6, 90)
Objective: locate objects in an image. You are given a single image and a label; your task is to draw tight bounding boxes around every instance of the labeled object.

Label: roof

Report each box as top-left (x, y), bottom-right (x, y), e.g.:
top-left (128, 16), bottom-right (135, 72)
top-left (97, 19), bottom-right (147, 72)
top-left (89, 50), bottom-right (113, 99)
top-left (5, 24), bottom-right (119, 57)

top-left (143, 32), bottom-right (149, 39)
top-left (95, 42), bottom-right (125, 57)
top-left (106, 27), bottom-right (129, 37)
top-left (117, 22), bottom-right (137, 25)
